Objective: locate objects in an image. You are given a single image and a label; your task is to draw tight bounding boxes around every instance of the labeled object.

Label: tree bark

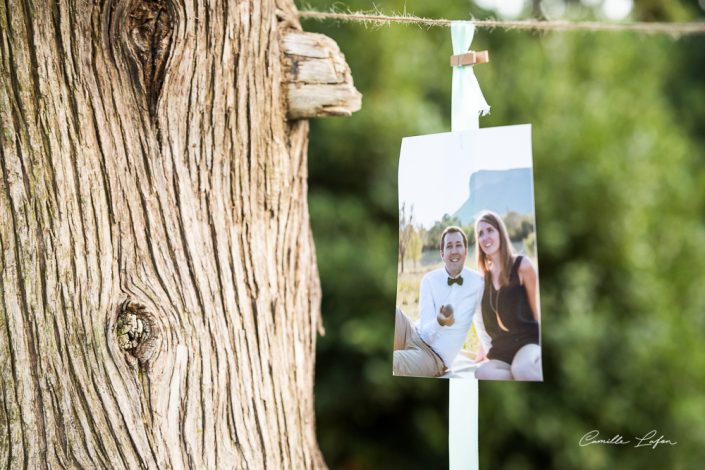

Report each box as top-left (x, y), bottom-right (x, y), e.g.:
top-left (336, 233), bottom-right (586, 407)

top-left (0, 0), bottom-right (352, 468)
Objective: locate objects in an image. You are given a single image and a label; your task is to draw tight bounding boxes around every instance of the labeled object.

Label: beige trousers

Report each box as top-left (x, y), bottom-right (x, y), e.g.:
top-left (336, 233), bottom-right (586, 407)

top-left (393, 309), bottom-right (446, 377)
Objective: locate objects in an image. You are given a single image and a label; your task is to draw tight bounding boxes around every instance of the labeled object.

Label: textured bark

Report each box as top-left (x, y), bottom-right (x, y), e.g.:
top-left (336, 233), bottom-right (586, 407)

top-left (0, 0), bottom-right (350, 468)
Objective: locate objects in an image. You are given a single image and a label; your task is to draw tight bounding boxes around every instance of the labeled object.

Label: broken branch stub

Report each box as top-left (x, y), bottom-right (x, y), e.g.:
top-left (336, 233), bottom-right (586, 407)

top-left (281, 30), bottom-right (362, 119)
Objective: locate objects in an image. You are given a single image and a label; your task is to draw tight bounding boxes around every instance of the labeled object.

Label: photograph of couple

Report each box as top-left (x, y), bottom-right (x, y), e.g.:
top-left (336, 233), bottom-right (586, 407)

top-left (393, 125), bottom-right (543, 381)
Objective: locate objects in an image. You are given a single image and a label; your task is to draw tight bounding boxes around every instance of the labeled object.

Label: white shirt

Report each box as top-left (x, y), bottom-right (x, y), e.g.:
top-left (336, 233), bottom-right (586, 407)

top-left (417, 267), bottom-right (484, 367)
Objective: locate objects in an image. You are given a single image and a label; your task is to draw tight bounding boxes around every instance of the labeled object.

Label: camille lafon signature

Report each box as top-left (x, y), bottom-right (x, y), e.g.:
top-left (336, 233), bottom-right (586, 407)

top-left (579, 430), bottom-right (677, 449)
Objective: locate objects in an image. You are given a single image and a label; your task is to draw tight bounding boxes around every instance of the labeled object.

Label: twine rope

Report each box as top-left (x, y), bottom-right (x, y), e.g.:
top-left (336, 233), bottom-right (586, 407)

top-left (298, 10), bottom-right (705, 36)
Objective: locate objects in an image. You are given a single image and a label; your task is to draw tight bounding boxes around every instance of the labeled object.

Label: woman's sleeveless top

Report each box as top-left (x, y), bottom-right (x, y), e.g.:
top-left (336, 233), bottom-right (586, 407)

top-left (481, 256), bottom-right (540, 347)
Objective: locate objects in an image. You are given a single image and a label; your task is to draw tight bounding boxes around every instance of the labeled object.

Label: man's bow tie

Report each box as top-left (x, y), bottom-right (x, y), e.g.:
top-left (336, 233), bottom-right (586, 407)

top-left (447, 276), bottom-right (464, 286)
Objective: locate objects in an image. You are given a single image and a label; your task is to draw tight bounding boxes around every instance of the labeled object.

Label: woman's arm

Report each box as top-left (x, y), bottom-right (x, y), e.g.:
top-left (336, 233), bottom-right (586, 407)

top-left (474, 341), bottom-right (487, 363)
top-left (518, 257), bottom-right (540, 321)
top-left (473, 308), bottom-right (492, 352)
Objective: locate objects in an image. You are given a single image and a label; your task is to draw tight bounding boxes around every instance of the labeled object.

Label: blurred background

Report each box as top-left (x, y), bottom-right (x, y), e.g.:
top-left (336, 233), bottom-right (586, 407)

top-left (299, 1), bottom-right (705, 468)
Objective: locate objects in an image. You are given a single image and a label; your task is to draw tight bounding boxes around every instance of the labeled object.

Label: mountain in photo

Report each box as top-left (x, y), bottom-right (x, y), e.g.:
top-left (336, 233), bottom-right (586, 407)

top-left (453, 168), bottom-right (534, 224)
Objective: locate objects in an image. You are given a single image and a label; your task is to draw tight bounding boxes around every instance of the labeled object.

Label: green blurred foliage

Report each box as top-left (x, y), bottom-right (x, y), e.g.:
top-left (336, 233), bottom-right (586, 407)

top-left (301, 1), bottom-right (705, 468)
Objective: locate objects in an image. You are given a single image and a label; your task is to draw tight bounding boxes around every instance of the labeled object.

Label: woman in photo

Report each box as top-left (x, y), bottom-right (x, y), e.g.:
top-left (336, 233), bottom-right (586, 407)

top-left (473, 211), bottom-right (542, 381)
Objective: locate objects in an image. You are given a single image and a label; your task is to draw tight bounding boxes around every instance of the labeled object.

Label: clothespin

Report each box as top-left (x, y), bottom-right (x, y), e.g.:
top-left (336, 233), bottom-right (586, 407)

top-left (450, 50), bottom-right (490, 67)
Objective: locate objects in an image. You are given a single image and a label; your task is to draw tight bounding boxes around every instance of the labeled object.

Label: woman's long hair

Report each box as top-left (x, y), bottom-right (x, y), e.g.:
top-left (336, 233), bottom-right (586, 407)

top-left (475, 211), bottom-right (515, 287)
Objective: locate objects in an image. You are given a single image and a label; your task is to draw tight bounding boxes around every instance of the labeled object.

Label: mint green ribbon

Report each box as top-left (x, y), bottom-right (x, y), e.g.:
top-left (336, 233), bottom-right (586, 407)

top-left (451, 22), bottom-right (490, 132)
top-left (449, 20), bottom-right (485, 470)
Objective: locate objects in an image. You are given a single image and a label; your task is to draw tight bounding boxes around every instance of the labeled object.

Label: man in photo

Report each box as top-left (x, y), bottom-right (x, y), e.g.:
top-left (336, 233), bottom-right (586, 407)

top-left (393, 226), bottom-right (484, 377)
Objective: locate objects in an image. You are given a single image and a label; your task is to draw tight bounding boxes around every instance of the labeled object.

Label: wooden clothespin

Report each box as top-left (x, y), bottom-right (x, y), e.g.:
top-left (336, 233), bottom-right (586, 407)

top-left (450, 50), bottom-right (490, 67)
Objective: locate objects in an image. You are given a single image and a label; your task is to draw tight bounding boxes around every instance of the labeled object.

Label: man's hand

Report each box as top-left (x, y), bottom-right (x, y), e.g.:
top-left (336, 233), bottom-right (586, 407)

top-left (437, 304), bottom-right (455, 327)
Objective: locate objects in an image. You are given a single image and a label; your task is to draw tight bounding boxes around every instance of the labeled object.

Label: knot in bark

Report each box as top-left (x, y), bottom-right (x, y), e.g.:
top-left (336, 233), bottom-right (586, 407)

top-left (125, 0), bottom-right (174, 113)
top-left (116, 300), bottom-right (160, 365)
top-left (117, 304), bottom-right (150, 350)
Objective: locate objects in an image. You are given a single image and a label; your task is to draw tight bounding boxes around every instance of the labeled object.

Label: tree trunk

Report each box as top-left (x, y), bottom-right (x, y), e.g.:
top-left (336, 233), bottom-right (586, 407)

top-left (0, 0), bottom-right (356, 467)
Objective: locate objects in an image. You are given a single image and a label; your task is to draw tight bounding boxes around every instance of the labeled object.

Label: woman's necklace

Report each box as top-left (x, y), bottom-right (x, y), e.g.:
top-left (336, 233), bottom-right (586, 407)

top-left (489, 283), bottom-right (500, 315)
top-left (489, 270), bottom-right (510, 332)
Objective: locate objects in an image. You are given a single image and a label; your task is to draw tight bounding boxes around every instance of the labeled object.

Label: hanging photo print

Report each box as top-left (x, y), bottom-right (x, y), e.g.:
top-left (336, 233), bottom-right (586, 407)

top-left (393, 124), bottom-right (543, 381)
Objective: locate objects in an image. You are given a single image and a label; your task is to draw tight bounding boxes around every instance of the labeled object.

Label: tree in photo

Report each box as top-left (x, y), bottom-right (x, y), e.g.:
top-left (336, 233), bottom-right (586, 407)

top-left (398, 203), bottom-right (417, 273)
